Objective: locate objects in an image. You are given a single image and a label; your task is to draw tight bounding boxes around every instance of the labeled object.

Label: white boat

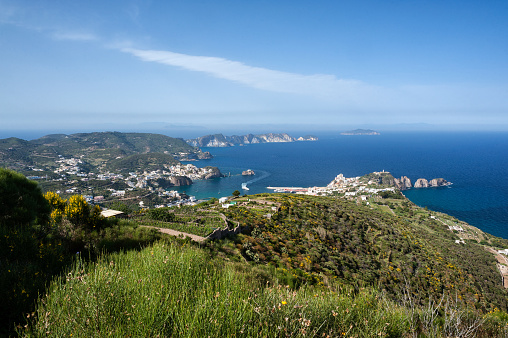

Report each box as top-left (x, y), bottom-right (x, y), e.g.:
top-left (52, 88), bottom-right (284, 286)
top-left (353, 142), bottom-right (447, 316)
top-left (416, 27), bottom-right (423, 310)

top-left (241, 183), bottom-right (249, 190)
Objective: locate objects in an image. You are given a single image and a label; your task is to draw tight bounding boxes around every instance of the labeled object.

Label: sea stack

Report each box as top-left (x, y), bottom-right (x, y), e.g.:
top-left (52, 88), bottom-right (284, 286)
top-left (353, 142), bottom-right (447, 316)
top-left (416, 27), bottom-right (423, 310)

top-left (414, 178), bottom-right (429, 188)
top-left (429, 178), bottom-right (451, 187)
top-left (394, 176), bottom-right (412, 190)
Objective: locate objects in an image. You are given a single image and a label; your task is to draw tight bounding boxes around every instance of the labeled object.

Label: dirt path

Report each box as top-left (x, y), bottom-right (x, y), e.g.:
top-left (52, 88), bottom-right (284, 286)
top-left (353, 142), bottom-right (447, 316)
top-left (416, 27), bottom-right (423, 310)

top-left (486, 247), bottom-right (508, 289)
top-left (142, 225), bottom-right (206, 242)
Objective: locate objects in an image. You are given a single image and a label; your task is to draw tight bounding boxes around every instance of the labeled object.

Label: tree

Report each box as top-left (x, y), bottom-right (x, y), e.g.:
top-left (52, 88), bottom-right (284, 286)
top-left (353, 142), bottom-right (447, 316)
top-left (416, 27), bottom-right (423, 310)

top-left (0, 168), bottom-right (50, 229)
top-left (232, 190), bottom-right (241, 197)
top-left (107, 201), bottom-right (133, 214)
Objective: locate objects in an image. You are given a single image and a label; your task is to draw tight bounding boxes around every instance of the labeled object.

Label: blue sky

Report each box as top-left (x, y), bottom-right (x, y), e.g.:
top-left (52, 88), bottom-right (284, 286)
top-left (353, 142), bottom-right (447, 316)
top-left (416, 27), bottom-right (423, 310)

top-left (1, 0), bottom-right (507, 137)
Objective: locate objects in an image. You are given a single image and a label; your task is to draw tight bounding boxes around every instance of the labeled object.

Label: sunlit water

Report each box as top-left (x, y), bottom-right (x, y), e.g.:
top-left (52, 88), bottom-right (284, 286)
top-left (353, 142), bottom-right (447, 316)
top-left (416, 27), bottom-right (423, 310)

top-left (174, 132), bottom-right (508, 239)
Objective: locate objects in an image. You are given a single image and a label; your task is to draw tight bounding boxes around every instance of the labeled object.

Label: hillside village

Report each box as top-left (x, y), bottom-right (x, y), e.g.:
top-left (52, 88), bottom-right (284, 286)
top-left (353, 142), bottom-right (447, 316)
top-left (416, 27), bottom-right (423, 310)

top-left (32, 155), bottom-right (220, 207)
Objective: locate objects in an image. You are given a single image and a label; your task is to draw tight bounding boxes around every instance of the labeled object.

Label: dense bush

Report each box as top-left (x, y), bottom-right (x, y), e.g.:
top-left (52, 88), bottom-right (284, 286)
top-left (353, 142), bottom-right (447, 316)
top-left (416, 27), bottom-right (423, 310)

top-left (146, 207), bottom-right (177, 222)
top-left (0, 167), bottom-right (50, 230)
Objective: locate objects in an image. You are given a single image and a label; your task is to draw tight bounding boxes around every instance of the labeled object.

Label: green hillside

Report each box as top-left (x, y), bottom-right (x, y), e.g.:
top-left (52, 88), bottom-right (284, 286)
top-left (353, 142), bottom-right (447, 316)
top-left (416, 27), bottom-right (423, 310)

top-left (0, 131), bottom-right (208, 173)
top-left (108, 153), bottom-right (180, 173)
top-left (214, 194), bottom-right (508, 312)
top-left (2, 169), bottom-right (508, 336)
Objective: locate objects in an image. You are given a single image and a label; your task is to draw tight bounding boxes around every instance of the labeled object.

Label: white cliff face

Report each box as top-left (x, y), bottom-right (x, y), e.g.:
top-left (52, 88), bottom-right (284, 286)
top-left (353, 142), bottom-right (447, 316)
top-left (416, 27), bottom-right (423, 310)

top-left (205, 139), bottom-right (230, 147)
top-left (297, 136), bottom-right (318, 141)
top-left (186, 133), bottom-right (318, 147)
top-left (257, 133), bottom-right (295, 143)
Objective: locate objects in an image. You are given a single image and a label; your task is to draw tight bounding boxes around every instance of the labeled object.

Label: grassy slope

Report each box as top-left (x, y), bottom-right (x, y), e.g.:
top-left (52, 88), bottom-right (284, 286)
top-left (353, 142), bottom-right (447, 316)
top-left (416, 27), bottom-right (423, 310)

top-left (10, 193), bottom-right (508, 336)
top-left (213, 194), bottom-right (508, 312)
top-left (23, 242), bottom-right (410, 337)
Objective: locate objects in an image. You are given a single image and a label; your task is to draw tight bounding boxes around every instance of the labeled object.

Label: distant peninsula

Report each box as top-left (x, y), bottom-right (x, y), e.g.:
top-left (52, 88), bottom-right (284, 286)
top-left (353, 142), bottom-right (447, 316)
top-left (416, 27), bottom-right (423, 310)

top-left (186, 133), bottom-right (318, 147)
top-left (340, 129), bottom-right (380, 135)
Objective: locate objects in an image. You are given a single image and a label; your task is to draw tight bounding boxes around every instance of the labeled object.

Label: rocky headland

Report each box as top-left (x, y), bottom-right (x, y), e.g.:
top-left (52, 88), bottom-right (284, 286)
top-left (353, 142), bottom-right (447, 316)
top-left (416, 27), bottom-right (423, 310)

top-left (201, 166), bottom-right (223, 179)
top-left (186, 133), bottom-right (318, 147)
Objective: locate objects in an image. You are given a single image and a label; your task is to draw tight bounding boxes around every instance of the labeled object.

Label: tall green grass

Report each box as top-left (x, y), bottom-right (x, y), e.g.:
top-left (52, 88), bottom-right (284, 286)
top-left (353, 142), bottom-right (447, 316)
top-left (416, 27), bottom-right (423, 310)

top-left (23, 242), bottom-right (409, 337)
top-left (0, 221), bottom-right (168, 335)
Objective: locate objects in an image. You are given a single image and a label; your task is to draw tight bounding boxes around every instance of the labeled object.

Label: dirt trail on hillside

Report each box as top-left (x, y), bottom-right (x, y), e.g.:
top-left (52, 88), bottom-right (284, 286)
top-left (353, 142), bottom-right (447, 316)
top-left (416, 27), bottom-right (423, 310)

top-left (142, 225), bottom-right (206, 242)
top-left (486, 247), bottom-right (508, 289)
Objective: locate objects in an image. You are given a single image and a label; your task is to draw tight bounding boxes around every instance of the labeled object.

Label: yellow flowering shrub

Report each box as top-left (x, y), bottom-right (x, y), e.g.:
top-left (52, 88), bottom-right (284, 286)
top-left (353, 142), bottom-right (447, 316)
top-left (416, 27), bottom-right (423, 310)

top-left (44, 191), bottom-right (66, 211)
top-left (65, 195), bottom-right (90, 228)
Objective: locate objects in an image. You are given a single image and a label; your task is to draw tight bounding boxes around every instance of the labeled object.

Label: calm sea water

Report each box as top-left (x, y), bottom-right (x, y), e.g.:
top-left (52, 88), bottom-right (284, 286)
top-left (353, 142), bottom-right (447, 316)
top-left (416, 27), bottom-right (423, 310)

top-left (176, 132), bottom-right (508, 239)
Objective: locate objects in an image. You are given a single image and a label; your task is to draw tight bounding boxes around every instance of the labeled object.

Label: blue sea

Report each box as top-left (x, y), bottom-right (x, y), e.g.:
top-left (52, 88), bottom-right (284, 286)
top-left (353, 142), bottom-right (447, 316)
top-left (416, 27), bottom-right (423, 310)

top-left (176, 132), bottom-right (508, 239)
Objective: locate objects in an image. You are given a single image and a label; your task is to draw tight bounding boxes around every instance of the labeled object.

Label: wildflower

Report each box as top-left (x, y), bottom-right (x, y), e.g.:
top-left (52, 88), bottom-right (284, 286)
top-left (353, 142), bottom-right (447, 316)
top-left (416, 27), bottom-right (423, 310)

top-left (282, 301), bottom-right (287, 305)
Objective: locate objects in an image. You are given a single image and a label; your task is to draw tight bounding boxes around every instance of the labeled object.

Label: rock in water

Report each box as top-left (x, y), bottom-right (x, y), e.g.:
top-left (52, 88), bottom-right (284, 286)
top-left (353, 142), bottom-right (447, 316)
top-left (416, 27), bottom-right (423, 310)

top-left (202, 166), bottom-right (222, 179)
top-left (429, 178), bottom-right (450, 187)
top-left (198, 151), bottom-right (213, 159)
top-left (394, 176), bottom-right (412, 190)
top-left (414, 178), bottom-right (429, 188)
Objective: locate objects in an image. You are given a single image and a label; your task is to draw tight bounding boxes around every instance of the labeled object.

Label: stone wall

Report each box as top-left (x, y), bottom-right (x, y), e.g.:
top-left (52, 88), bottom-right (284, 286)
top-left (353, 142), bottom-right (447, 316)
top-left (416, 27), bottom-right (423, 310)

top-left (206, 225), bottom-right (249, 240)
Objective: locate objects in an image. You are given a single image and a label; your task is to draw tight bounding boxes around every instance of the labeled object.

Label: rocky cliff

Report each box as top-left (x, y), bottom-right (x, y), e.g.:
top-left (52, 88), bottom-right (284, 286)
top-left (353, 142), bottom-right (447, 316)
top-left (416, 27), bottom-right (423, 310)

top-left (187, 134), bottom-right (231, 147)
top-left (151, 176), bottom-right (193, 188)
top-left (169, 176), bottom-right (193, 186)
top-left (186, 133), bottom-right (318, 147)
top-left (393, 176), bottom-right (412, 190)
top-left (297, 135), bottom-right (319, 141)
top-left (201, 166), bottom-right (223, 179)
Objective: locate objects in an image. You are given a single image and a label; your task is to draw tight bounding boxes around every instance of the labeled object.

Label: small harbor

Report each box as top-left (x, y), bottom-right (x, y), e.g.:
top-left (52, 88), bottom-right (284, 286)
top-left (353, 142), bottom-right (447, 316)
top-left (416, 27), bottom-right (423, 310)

top-left (267, 186), bottom-right (309, 193)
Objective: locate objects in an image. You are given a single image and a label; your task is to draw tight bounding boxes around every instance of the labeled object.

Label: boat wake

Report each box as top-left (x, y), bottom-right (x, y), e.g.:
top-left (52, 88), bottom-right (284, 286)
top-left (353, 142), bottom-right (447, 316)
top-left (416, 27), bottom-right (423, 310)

top-left (242, 170), bottom-right (271, 190)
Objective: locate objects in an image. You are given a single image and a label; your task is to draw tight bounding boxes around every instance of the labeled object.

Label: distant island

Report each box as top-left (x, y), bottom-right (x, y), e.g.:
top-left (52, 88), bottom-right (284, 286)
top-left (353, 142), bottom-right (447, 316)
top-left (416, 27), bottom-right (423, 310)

top-left (186, 133), bottom-right (318, 147)
top-left (340, 129), bottom-right (380, 135)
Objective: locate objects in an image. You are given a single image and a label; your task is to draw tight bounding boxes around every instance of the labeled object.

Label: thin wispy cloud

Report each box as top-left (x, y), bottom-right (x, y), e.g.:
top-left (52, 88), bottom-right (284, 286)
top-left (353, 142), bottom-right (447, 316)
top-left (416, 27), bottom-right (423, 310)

top-left (121, 48), bottom-right (366, 98)
top-left (52, 32), bottom-right (98, 41)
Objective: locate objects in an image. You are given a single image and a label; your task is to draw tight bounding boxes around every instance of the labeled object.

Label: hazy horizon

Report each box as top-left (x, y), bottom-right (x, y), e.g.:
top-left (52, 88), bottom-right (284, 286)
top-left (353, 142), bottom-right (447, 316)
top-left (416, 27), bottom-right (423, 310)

top-left (1, 1), bottom-right (507, 132)
top-left (2, 123), bottom-right (508, 142)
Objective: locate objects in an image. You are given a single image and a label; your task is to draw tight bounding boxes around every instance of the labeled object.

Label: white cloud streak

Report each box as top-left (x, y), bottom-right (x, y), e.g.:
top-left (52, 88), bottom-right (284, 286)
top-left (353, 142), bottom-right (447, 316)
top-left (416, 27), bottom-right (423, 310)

top-left (52, 32), bottom-right (98, 41)
top-left (121, 48), bottom-right (366, 98)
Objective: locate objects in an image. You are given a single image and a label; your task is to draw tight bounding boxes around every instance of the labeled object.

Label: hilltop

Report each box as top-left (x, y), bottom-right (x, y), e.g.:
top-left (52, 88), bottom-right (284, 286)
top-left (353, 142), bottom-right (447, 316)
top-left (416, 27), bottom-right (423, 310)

top-left (0, 131), bottom-right (211, 172)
